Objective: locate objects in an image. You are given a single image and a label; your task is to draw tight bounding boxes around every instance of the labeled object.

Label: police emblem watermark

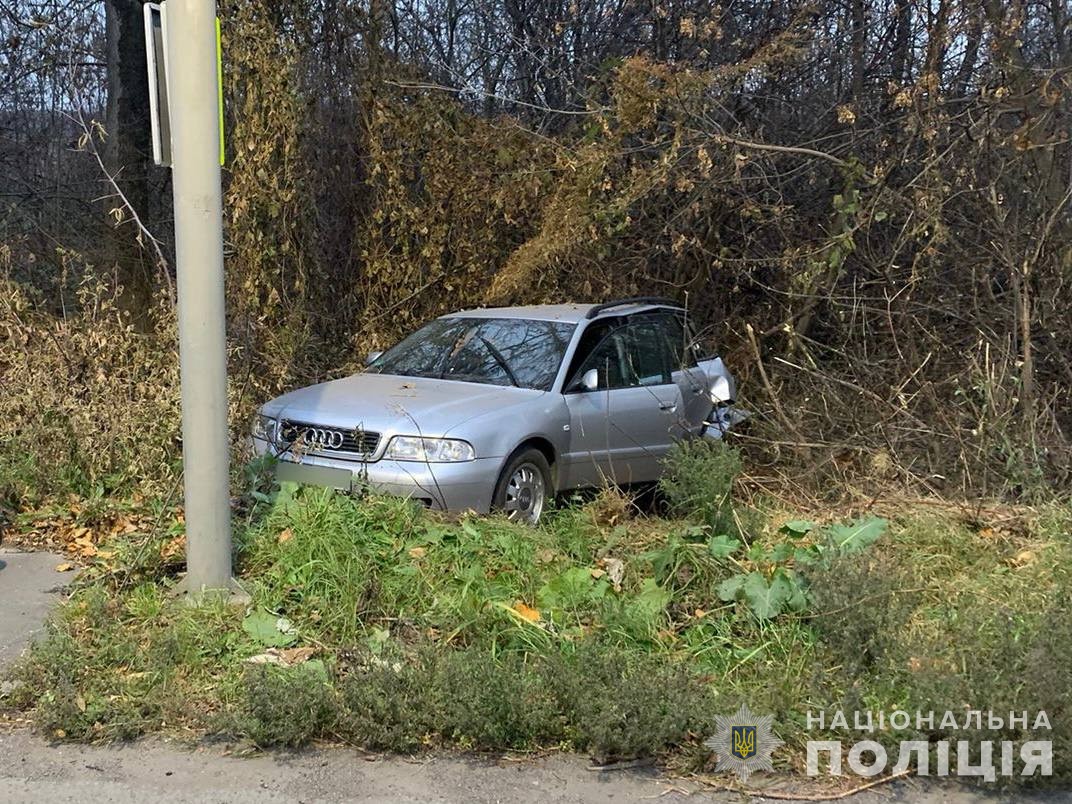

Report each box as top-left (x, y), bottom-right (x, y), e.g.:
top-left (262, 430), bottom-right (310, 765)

top-left (706, 703), bottom-right (784, 781)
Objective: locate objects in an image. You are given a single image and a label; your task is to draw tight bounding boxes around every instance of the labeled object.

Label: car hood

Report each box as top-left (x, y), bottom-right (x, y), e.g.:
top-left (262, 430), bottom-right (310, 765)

top-left (262, 372), bottom-right (544, 436)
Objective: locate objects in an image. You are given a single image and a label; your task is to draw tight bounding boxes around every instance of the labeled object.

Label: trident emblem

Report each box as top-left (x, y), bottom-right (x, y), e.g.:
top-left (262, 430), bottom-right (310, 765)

top-left (731, 725), bottom-right (757, 760)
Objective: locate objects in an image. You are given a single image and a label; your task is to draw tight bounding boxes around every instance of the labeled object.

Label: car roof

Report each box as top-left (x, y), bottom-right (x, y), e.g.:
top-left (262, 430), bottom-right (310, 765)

top-left (446, 302), bottom-right (682, 324)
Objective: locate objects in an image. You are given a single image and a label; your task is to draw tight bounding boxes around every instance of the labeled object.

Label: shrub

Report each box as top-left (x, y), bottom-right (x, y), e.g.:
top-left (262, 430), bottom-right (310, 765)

top-left (7, 590), bottom-right (166, 741)
top-left (805, 550), bottom-right (921, 677)
top-left (550, 646), bottom-right (716, 762)
top-left (658, 440), bottom-right (742, 536)
top-left (433, 650), bottom-right (565, 750)
top-left (236, 663), bottom-right (337, 747)
top-left (261, 644), bottom-right (713, 756)
top-left (0, 269), bottom-right (181, 504)
top-left (338, 659), bottom-right (432, 752)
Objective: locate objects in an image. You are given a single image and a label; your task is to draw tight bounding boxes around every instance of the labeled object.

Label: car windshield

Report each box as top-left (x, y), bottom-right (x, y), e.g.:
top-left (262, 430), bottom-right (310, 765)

top-left (369, 317), bottom-right (576, 391)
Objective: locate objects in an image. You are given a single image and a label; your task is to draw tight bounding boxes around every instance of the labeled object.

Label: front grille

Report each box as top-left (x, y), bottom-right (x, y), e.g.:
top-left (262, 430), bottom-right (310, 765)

top-left (279, 420), bottom-right (380, 457)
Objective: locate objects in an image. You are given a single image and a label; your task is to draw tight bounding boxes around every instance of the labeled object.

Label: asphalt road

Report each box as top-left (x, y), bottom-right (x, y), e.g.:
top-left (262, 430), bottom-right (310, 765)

top-left (0, 548), bottom-right (70, 667)
top-left (2, 728), bottom-right (1041, 804)
top-left (0, 549), bottom-right (1056, 803)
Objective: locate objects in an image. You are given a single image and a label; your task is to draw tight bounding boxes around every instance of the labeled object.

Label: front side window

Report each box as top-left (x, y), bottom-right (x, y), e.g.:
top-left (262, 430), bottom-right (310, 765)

top-left (370, 317), bottom-right (575, 391)
top-left (570, 319), bottom-right (672, 390)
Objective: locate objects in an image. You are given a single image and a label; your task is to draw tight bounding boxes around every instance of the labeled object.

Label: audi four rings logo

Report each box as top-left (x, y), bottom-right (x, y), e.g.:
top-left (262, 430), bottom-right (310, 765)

top-left (299, 427), bottom-right (345, 450)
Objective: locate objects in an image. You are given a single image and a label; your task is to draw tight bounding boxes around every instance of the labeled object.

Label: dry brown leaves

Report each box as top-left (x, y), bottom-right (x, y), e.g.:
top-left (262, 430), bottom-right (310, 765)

top-left (3, 496), bottom-right (165, 568)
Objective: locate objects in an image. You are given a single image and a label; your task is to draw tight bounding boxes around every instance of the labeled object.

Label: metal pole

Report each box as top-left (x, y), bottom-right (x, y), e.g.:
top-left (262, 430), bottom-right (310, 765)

top-left (166, 0), bottom-right (234, 595)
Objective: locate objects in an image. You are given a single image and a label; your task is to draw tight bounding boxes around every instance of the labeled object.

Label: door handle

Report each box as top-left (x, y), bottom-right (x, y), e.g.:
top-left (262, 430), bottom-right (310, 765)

top-left (659, 400), bottom-right (677, 412)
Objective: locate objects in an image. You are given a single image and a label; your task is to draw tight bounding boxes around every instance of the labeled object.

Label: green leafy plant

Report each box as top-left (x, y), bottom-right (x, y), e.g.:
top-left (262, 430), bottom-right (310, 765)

top-left (718, 568), bottom-right (807, 620)
top-left (824, 517), bottom-right (888, 555)
top-left (242, 609), bottom-right (299, 648)
top-left (713, 516), bottom-right (889, 621)
top-left (708, 533), bottom-right (741, 558)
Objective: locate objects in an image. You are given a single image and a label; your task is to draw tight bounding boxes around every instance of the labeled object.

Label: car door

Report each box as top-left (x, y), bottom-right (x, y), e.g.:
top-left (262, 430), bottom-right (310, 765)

top-left (658, 311), bottom-right (713, 437)
top-left (561, 317), bottom-right (683, 487)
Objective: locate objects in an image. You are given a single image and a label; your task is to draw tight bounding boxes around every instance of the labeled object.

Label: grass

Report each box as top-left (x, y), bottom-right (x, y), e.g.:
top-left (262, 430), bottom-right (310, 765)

top-left (3, 444), bottom-right (1071, 785)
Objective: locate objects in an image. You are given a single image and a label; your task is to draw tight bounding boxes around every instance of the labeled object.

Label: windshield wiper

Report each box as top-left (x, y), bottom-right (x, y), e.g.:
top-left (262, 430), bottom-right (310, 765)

top-left (479, 336), bottom-right (520, 387)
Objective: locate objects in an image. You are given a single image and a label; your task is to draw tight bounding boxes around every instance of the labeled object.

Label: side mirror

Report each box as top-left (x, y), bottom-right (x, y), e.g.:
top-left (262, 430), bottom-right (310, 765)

top-left (365, 350), bottom-right (383, 366)
top-left (566, 368), bottom-right (600, 393)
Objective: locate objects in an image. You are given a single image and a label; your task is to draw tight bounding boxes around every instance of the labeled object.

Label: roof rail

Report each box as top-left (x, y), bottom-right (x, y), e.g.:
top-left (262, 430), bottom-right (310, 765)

top-left (585, 296), bottom-right (683, 320)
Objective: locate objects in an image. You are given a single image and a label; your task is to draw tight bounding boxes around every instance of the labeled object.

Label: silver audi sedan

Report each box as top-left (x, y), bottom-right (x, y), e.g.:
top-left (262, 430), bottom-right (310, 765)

top-left (252, 298), bottom-right (740, 523)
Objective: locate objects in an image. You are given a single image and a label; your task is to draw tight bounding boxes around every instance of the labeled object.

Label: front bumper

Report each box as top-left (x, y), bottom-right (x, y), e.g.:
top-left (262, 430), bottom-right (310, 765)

top-left (253, 437), bottom-right (498, 513)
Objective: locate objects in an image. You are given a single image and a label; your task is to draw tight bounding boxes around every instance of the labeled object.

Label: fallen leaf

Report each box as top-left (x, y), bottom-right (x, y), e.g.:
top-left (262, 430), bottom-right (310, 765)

top-left (75, 695), bottom-right (86, 713)
top-left (589, 568), bottom-right (606, 579)
top-left (512, 602), bottom-right (542, 623)
top-left (1010, 549), bottom-right (1036, 567)
top-left (280, 646), bottom-right (317, 665)
top-left (277, 528), bottom-right (294, 544)
top-left (694, 609), bottom-right (707, 618)
top-left (160, 535), bottom-right (186, 561)
top-left (55, 563), bottom-right (74, 573)
top-left (408, 546), bottom-right (427, 559)
top-left (246, 646), bottom-right (319, 667)
top-left (599, 557), bottom-right (625, 590)
top-left (245, 650), bottom-right (284, 666)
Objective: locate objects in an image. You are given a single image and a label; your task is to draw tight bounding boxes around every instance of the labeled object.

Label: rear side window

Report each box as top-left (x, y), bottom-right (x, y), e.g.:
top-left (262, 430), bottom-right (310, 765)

top-left (622, 320), bottom-right (671, 385)
top-left (656, 312), bottom-right (699, 370)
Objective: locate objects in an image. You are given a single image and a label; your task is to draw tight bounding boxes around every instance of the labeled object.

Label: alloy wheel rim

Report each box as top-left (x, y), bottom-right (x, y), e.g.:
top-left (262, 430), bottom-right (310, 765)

top-left (504, 463), bottom-right (545, 524)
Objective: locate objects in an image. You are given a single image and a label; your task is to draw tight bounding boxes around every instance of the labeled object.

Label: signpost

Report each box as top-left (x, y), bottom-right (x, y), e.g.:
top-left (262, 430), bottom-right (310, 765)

top-left (143, 4), bottom-right (170, 166)
top-left (146, 0), bottom-right (239, 598)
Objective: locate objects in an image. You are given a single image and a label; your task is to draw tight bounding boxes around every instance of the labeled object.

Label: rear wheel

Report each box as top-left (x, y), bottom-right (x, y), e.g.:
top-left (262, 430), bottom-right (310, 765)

top-left (492, 448), bottom-right (552, 525)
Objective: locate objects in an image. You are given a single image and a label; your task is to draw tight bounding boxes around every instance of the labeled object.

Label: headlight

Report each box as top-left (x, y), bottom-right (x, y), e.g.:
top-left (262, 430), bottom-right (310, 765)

top-left (253, 413), bottom-right (277, 443)
top-left (385, 436), bottom-right (475, 462)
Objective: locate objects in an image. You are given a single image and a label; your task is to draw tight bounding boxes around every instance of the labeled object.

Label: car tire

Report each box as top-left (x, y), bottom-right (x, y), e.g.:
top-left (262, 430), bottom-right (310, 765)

top-left (492, 448), bottom-right (553, 525)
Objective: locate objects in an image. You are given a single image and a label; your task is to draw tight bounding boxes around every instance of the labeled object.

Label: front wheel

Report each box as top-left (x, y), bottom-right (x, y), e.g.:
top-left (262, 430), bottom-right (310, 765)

top-left (492, 448), bottom-right (552, 525)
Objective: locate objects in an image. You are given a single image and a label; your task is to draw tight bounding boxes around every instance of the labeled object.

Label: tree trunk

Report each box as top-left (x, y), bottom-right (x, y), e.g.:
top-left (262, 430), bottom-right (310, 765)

top-left (891, 0), bottom-right (911, 84)
top-left (850, 0), bottom-right (866, 99)
top-left (953, 5), bottom-right (983, 96)
top-left (105, 0), bottom-right (154, 311)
